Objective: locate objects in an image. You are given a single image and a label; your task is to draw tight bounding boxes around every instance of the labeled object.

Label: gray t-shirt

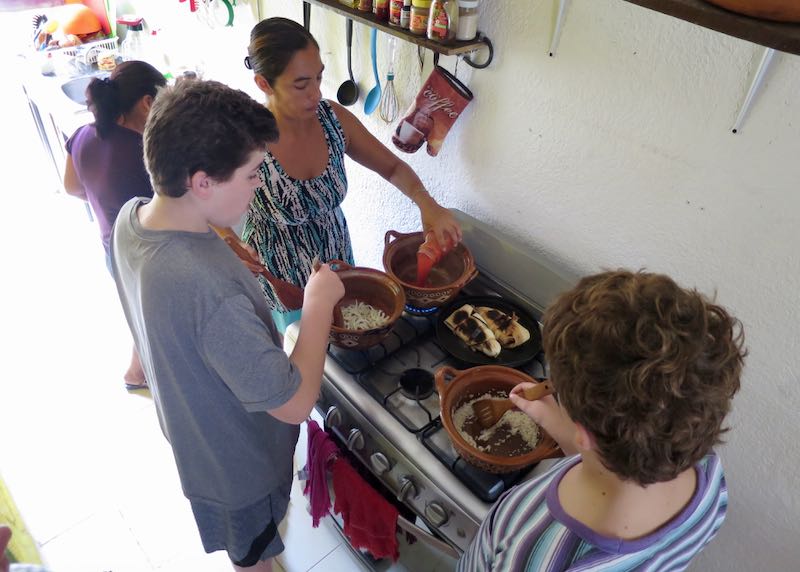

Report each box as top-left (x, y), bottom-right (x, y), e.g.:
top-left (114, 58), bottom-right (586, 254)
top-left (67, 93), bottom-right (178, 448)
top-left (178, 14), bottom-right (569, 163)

top-left (111, 198), bottom-right (302, 511)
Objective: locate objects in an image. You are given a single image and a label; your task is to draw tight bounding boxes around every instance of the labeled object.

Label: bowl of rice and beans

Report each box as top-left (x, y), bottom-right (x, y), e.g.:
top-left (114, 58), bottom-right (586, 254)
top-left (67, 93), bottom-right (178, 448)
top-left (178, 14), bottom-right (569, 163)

top-left (434, 365), bottom-right (563, 473)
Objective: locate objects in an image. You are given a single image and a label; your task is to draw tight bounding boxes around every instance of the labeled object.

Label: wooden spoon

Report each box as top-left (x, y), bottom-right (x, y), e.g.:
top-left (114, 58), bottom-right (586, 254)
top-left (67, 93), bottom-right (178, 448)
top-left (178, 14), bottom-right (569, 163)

top-left (211, 226), bottom-right (344, 327)
top-left (472, 380), bottom-right (555, 429)
top-left (210, 225), bottom-right (305, 310)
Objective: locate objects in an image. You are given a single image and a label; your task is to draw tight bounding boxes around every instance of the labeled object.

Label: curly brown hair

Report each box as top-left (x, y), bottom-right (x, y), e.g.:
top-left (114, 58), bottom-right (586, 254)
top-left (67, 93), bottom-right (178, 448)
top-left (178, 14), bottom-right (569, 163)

top-left (543, 270), bottom-right (746, 485)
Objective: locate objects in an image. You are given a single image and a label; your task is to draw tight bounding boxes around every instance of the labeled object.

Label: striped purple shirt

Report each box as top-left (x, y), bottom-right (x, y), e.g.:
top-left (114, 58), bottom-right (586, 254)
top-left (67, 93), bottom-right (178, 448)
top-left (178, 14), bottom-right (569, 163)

top-left (458, 453), bottom-right (727, 572)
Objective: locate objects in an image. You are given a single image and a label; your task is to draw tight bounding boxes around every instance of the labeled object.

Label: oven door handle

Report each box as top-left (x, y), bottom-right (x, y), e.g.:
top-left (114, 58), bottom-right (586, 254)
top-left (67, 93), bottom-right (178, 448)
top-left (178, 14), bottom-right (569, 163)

top-left (396, 515), bottom-right (461, 560)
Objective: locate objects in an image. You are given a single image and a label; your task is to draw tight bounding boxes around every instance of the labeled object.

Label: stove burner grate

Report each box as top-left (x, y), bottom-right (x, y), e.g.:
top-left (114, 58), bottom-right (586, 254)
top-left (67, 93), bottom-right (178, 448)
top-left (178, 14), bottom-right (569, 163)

top-left (399, 368), bottom-right (435, 400)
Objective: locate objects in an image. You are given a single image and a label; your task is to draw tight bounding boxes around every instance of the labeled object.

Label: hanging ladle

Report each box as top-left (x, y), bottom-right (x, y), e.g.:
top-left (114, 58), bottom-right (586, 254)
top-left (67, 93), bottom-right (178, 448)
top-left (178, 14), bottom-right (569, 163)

top-left (336, 19), bottom-right (359, 106)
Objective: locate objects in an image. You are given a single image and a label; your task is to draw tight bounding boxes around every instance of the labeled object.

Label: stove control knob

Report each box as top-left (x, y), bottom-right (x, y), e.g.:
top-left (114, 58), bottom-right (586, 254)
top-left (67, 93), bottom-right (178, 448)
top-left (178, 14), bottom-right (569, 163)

top-left (370, 452), bottom-right (392, 475)
top-left (325, 406), bottom-right (342, 428)
top-left (346, 428), bottom-right (365, 451)
top-left (397, 477), bottom-right (418, 502)
top-left (425, 501), bottom-right (449, 527)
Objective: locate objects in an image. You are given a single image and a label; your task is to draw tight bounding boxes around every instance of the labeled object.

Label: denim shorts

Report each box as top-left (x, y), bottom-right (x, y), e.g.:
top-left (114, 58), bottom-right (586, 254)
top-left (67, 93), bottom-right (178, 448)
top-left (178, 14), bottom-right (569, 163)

top-left (190, 481), bottom-right (292, 564)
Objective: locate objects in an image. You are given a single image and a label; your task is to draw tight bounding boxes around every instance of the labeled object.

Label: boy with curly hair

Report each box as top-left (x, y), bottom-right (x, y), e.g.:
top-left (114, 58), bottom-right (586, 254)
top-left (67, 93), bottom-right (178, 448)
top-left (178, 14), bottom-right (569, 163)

top-left (111, 79), bottom-right (344, 571)
top-left (459, 270), bottom-right (745, 572)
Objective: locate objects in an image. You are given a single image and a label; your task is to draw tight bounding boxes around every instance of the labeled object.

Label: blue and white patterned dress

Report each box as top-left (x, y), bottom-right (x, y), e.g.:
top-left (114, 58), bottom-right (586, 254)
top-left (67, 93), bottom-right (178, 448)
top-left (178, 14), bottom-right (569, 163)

top-left (242, 100), bottom-right (355, 312)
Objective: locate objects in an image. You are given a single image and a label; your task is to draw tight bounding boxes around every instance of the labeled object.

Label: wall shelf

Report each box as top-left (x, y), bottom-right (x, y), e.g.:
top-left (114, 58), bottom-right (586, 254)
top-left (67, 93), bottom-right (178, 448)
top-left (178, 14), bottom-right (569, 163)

top-left (300, 0), bottom-right (493, 66)
top-left (622, 0), bottom-right (800, 56)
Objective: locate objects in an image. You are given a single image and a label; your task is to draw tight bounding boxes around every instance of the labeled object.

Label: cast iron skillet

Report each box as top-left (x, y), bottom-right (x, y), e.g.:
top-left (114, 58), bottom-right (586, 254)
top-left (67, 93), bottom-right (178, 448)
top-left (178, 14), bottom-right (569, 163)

top-left (434, 296), bottom-right (542, 367)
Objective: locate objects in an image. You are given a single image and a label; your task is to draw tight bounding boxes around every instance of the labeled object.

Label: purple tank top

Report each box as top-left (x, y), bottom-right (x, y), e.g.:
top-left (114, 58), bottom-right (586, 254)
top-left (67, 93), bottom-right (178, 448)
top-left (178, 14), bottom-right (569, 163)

top-left (66, 123), bottom-right (154, 252)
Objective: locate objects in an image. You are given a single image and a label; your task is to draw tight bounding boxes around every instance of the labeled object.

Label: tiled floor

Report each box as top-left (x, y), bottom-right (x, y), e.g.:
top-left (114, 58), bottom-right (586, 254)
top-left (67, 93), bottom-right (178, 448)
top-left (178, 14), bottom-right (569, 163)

top-left (2, 54), bottom-right (457, 572)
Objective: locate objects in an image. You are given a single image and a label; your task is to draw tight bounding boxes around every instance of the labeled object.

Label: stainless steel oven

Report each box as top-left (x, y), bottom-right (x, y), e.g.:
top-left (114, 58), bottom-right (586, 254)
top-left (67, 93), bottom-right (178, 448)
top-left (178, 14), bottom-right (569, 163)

top-left (284, 209), bottom-right (578, 568)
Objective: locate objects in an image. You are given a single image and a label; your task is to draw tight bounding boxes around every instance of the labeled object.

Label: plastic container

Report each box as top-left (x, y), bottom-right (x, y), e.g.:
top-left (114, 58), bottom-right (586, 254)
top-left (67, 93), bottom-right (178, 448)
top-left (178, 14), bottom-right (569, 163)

top-left (96, 49), bottom-right (117, 71)
top-left (415, 232), bottom-right (452, 286)
top-left (117, 17), bottom-right (147, 62)
top-left (410, 0), bottom-right (432, 35)
top-left (456, 0), bottom-right (479, 40)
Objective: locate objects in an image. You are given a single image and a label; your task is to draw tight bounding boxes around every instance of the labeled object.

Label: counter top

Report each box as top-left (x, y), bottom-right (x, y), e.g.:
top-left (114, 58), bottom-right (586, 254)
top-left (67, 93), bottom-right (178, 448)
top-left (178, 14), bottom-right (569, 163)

top-left (16, 55), bottom-right (95, 139)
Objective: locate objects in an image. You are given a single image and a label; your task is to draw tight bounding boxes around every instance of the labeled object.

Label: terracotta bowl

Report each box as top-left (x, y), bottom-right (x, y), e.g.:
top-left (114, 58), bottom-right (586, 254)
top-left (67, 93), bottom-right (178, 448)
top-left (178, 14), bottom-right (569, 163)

top-left (704, 0), bottom-right (800, 22)
top-left (328, 260), bottom-right (406, 350)
top-left (382, 230), bottom-right (478, 310)
top-left (434, 365), bottom-right (562, 474)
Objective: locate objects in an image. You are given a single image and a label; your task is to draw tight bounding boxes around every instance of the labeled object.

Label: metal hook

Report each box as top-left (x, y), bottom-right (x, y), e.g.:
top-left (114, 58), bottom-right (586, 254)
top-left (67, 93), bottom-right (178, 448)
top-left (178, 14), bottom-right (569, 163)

top-left (463, 34), bottom-right (493, 69)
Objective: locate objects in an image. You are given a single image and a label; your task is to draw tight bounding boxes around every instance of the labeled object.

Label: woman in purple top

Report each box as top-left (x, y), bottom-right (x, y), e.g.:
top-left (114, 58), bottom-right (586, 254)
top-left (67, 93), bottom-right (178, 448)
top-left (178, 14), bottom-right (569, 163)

top-left (63, 60), bottom-right (166, 391)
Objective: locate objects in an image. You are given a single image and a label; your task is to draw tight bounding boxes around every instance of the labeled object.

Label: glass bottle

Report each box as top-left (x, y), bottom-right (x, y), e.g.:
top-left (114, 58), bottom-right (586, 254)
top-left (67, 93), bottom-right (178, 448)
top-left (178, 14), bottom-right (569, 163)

top-left (374, 0), bottom-right (390, 21)
top-left (409, 0), bottom-right (431, 36)
top-left (401, 0), bottom-right (412, 28)
top-left (427, 0), bottom-right (458, 43)
top-left (390, 0), bottom-right (404, 25)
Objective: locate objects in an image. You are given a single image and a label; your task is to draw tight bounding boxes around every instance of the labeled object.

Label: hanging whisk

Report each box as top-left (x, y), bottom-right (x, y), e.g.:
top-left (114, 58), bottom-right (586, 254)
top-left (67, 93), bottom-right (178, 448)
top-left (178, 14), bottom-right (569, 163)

top-left (380, 36), bottom-right (399, 124)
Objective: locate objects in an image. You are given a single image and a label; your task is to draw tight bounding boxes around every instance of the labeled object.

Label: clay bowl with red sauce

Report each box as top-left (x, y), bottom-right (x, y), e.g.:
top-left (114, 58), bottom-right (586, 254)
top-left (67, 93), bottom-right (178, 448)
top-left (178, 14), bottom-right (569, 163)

top-left (382, 230), bottom-right (478, 310)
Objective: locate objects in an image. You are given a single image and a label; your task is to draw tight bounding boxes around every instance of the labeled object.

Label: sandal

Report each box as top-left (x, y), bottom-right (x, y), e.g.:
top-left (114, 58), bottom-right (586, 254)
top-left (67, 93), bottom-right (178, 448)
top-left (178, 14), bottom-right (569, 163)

top-left (125, 380), bottom-right (149, 391)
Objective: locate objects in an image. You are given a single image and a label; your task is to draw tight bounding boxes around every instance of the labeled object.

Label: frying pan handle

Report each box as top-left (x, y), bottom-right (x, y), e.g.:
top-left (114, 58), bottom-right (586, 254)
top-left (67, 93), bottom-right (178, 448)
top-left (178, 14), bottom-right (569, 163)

top-left (434, 365), bottom-right (462, 398)
top-left (384, 229), bottom-right (417, 247)
top-left (521, 380), bottom-right (555, 401)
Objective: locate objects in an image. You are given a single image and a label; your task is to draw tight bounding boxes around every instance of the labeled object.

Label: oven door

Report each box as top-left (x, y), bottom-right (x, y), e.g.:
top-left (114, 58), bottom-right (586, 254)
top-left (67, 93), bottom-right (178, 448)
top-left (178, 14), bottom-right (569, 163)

top-left (301, 407), bottom-right (462, 570)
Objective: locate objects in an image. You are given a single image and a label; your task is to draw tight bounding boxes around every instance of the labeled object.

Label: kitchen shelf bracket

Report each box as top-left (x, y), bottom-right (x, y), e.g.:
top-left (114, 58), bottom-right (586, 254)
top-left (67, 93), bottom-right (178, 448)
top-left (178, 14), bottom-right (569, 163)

top-left (462, 34), bottom-right (494, 68)
top-left (543, 0), bottom-right (792, 133)
top-left (549, 0), bottom-right (571, 57)
top-left (731, 46), bottom-right (776, 134)
top-left (431, 34), bottom-right (492, 68)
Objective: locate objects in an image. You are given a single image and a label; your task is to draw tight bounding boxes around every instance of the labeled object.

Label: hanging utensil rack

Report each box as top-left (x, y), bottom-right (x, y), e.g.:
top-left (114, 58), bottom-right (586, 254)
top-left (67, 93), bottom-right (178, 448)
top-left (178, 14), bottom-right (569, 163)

top-left (299, 0), bottom-right (493, 68)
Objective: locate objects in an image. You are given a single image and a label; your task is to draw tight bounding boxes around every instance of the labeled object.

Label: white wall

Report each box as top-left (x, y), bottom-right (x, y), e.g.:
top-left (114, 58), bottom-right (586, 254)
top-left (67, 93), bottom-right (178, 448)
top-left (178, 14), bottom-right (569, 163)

top-left (258, 1), bottom-right (800, 570)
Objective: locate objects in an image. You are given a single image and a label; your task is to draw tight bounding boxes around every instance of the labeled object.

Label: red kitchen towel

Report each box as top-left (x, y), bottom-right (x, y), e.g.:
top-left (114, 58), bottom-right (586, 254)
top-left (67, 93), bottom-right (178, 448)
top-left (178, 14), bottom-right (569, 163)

top-left (392, 66), bottom-right (473, 157)
top-left (332, 457), bottom-right (400, 561)
top-left (303, 419), bottom-right (341, 527)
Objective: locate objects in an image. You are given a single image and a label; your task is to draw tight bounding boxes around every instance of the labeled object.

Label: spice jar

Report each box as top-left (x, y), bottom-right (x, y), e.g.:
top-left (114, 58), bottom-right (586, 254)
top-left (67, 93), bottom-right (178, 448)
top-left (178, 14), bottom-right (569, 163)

top-left (401, 0), bottom-right (412, 28)
top-left (390, 0), bottom-right (403, 25)
top-left (456, 0), bottom-right (479, 41)
top-left (374, 0), bottom-right (390, 20)
top-left (410, 0), bottom-right (431, 35)
top-left (357, 0), bottom-right (372, 12)
top-left (427, 0), bottom-right (457, 43)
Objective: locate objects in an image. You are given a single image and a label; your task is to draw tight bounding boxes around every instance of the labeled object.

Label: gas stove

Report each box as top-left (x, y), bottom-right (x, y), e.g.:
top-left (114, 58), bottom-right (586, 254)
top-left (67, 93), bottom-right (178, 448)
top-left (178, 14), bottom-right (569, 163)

top-left (284, 209), bottom-right (578, 559)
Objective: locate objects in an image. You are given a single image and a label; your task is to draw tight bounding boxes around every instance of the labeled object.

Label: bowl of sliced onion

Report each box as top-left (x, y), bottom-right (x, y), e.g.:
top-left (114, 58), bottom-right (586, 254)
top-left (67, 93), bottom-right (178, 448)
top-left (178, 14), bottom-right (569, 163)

top-left (328, 260), bottom-right (406, 350)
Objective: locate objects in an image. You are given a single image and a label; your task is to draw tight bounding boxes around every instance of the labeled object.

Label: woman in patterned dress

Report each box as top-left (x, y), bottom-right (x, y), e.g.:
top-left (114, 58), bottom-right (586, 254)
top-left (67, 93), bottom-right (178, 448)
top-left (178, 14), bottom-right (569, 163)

top-left (243, 18), bottom-right (462, 330)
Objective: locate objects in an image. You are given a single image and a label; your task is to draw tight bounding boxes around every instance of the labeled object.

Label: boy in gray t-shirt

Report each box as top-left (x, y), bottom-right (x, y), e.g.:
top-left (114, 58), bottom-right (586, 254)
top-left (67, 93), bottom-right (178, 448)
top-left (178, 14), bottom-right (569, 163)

top-left (111, 80), bottom-right (344, 571)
